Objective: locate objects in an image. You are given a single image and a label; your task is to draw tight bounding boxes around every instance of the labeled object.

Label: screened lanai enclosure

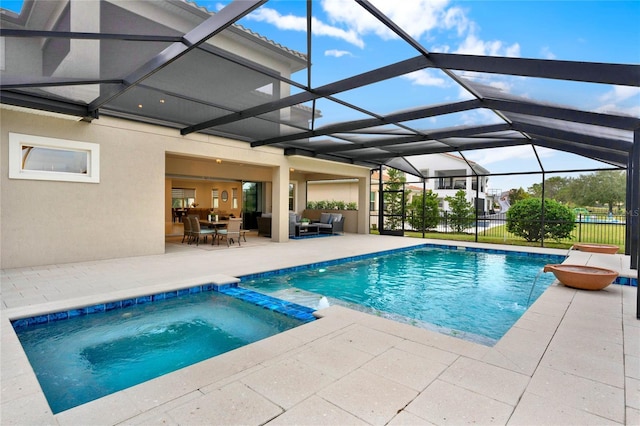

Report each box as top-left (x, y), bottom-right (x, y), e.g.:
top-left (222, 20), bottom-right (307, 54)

top-left (1, 0), bottom-right (638, 309)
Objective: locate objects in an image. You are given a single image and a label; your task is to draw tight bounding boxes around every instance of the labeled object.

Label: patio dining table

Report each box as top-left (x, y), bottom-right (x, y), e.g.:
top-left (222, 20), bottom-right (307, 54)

top-left (199, 220), bottom-right (229, 229)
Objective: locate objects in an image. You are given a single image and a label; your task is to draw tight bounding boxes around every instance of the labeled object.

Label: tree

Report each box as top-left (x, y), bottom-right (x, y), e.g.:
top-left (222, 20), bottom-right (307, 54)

top-left (383, 168), bottom-right (406, 229)
top-left (444, 190), bottom-right (475, 233)
top-left (407, 190), bottom-right (440, 231)
top-left (527, 176), bottom-right (572, 202)
top-left (508, 187), bottom-right (529, 205)
top-left (506, 198), bottom-right (575, 242)
top-left (569, 170), bottom-right (626, 213)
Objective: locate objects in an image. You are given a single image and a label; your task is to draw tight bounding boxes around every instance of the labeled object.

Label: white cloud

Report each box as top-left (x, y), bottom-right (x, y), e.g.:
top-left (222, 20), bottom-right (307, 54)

top-left (599, 85), bottom-right (640, 104)
top-left (247, 7), bottom-right (364, 48)
top-left (320, 0), bottom-right (520, 58)
top-left (322, 0), bottom-right (451, 41)
top-left (466, 145), bottom-right (552, 167)
top-left (458, 108), bottom-right (502, 126)
top-left (540, 46), bottom-right (556, 60)
top-left (325, 49), bottom-right (352, 58)
top-left (443, 6), bottom-right (470, 36)
top-left (402, 69), bottom-right (447, 87)
top-left (454, 23), bottom-right (520, 57)
top-left (596, 86), bottom-right (640, 117)
top-left (246, 1), bottom-right (521, 63)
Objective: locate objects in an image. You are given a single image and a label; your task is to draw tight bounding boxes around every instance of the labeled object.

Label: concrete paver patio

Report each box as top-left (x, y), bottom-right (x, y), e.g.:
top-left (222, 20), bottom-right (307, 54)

top-left (1, 234), bottom-right (638, 425)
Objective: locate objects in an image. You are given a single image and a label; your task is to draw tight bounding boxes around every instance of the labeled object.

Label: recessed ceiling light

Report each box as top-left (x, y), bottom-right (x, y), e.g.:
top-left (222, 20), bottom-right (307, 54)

top-left (159, 99), bottom-right (165, 103)
top-left (138, 104), bottom-right (143, 108)
top-left (216, 159), bottom-right (222, 164)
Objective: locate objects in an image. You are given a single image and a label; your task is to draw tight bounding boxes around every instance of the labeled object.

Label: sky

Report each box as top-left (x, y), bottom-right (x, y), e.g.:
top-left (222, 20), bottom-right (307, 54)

top-left (2, 0), bottom-right (639, 192)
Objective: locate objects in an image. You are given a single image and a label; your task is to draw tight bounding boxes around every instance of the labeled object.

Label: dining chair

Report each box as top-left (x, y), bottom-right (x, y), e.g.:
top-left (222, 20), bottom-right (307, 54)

top-left (182, 215), bottom-right (193, 243)
top-left (216, 218), bottom-right (242, 247)
top-left (189, 216), bottom-right (216, 246)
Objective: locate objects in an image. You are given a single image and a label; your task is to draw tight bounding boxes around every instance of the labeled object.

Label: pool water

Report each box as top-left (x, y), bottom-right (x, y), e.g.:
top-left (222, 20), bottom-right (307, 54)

top-left (15, 291), bottom-right (305, 414)
top-left (242, 247), bottom-right (560, 344)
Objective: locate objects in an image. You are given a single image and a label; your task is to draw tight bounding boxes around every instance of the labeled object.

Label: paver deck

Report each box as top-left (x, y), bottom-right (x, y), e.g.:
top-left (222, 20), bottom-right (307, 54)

top-left (1, 234), bottom-right (638, 425)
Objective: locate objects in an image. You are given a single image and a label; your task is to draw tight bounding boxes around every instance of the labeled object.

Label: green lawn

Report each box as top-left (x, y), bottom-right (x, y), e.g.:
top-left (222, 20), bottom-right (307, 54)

top-left (387, 222), bottom-right (625, 253)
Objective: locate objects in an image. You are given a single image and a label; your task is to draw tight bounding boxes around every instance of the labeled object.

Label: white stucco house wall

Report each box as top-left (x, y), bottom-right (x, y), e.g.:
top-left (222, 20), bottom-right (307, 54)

top-left (0, 0), bottom-right (371, 269)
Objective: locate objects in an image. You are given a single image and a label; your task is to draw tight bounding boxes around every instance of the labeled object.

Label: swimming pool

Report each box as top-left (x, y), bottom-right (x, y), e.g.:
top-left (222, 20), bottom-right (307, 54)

top-left (13, 288), bottom-right (313, 414)
top-left (241, 246), bottom-right (565, 344)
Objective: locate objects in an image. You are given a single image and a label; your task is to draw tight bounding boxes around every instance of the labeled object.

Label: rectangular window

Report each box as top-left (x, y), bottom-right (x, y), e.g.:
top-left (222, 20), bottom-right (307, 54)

top-left (370, 191), bottom-right (376, 211)
top-left (9, 133), bottom-right (99, 183)
top-left (288, 183), bottom-right (295, 211)
top-left (212, 189), bottom-right (219, 209)
top-left (172, 188), bottom-right (195, 208)
top-left (232, 188), bottom-right (238, 209)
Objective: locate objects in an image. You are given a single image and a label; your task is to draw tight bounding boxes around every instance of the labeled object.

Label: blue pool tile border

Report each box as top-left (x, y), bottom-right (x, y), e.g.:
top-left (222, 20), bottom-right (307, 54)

top-left (10, 244), bottom-right (636, 330)
top-left (217, 287), bottom-right (316, 323)
top-left (238, 243), bottom-right (636, 287)
top-left (239, 243), bottom-right (568, 282)
top-left (11, 282), bottom-right (316, 330)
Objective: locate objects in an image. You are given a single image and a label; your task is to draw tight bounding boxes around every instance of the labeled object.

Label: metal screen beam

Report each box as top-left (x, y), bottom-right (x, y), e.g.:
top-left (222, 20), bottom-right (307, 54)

top-left (88, 0), bottom-right (266, 113)
top-left (313, 123), bottom-right (511, 155)
top-left (512, 122), bottom-right (631, 153)
top-left (484, 98), bottom-right (640, 130)
top-left (1, 76), bottom-right (123, 89)
top-left (428, 53), bottom-right (640, 87)
top-left (182, 55), bottom-right (433, 135)
top-left (530, 138), bottom-right (628, 166)
top-left (0, 28), bottom-right (182, 42)
top-left (251, 99), bottom-right (481, 147)
top-left (0, 90), bottom-right (96, 119)
top-left (346, 138), bottom-right (530, 161)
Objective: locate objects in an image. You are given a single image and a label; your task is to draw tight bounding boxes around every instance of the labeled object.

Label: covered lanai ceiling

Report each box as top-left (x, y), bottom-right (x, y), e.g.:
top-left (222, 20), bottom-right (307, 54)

top-left (1, 0), bottom-right (639, 179)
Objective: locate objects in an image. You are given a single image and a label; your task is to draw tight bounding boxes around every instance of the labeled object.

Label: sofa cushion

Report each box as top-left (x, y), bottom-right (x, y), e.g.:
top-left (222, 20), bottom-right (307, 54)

top-left (319, 212), bottom-right (332, 224)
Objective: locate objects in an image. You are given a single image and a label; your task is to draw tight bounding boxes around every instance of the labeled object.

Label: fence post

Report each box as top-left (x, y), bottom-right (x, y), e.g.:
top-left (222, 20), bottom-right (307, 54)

top-left (578, 214), bottom-right (582, 242)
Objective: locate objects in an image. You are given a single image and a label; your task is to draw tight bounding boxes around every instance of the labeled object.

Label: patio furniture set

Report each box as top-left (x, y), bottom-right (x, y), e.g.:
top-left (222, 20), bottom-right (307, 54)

top-left (181, 216), bottom-right (246, 247)
top-left (257, 212), bottom-right (345, 238)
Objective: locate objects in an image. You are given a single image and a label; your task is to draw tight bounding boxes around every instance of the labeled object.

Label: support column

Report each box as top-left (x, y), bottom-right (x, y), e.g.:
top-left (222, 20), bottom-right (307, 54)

top-left (271, 165), bottom-right (290, 242)
top-left (358, 177), bottom-right (370, 234)
top-left (630, 130), bottom-right (639, 271)
top-left (630, 130), bottom-right (639, 319)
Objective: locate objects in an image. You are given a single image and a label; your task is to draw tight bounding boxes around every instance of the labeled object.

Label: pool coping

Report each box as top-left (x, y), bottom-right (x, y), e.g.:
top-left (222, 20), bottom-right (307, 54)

top-left (1, 236), bottom-right (637, 425)
top-left (10, 279), bottom-right (316, 329)
top-left (6, 243), bottom-right (636, 329)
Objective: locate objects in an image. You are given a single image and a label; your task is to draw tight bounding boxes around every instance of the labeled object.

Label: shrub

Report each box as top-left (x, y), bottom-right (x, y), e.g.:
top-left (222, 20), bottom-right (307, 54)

top-left (444, 190), bottom-right (475, 232)
top-left (507, 198), bottom-right (575, 242)
top-left (407, 191), bottom-right (439, 230)
top-left (307, 200), bottom-right (357, 210)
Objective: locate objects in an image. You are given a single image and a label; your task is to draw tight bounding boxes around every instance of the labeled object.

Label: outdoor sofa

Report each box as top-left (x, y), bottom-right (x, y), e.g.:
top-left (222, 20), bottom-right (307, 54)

top-left (311, 212), bottom-right (345, 234)
top-left (257, 213), bottom-right (299, 237)
top-left (257, 212), bottom-right (344, 236)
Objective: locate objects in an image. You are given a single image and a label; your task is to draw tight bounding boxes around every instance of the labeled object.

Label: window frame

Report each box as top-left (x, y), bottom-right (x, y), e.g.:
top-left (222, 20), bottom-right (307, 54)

top-left (9, 132), bottom-right (100, 183)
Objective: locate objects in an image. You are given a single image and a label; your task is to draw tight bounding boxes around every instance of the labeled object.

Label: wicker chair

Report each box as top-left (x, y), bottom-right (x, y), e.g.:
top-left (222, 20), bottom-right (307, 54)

top-left (189, 216), bottom-right (216, 246)
top-left (216, 218), bottom-right (242, 247)
top-left (181, 215), bottom-right (193, 243)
